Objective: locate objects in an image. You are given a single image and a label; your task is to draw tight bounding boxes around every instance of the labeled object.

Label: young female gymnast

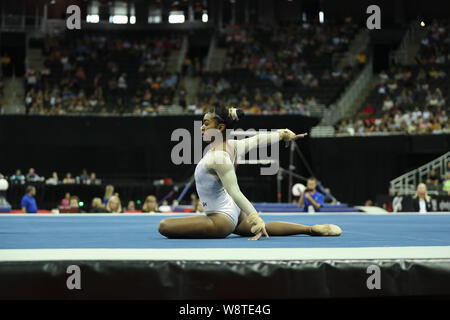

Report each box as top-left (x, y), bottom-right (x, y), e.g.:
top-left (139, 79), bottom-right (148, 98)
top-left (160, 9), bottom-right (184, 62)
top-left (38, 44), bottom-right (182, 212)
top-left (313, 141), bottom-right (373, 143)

top-left (158, 105), bottom-right (342, 240)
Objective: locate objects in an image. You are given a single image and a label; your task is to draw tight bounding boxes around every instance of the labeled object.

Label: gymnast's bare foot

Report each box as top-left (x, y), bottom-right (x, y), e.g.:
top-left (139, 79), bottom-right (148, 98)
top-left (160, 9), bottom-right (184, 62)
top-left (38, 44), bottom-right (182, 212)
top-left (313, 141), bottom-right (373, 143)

top-left (311, 224), bottom-right (342, 236)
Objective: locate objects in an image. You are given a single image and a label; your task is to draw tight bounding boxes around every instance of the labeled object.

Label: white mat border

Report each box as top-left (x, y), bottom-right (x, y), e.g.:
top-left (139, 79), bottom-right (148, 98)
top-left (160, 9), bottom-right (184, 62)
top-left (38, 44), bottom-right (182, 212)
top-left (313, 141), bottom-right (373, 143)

top-left (1, 246), bottom-right (450, 262)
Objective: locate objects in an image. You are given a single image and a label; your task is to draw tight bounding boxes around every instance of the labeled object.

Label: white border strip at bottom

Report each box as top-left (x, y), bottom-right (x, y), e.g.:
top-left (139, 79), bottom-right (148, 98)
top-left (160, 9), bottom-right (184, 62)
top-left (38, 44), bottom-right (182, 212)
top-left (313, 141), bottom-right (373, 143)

top-left (0, 247), bottom-right (449, 261)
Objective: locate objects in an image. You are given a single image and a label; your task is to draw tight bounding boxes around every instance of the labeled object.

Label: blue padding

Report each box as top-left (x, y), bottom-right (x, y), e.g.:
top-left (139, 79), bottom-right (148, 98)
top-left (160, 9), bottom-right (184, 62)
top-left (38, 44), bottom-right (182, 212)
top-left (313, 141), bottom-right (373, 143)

top-left (0, 206), bottom-right (11, 213)
top-left (172, 205), bottom-right (194, 212)
top-left (1, 214), bottom-right (450, 249)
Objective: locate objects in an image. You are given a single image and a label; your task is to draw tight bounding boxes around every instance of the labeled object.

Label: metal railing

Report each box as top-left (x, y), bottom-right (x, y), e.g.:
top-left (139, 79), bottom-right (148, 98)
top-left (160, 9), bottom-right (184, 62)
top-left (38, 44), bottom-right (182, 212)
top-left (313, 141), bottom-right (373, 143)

top-left (389, 19), bottom-right (422, 65)
top-left (322, 57), bottom-right (373, 126)
top-left (205, 32), bottom-right (217, 72)
top-left (177, 35), bottom-right (189, 73)
top-left (332, 29), bottom-right (370, 71)
top-left (390, 151), bottom-right (450, 195)
top-left (1, 14), bottom-right (42, 31)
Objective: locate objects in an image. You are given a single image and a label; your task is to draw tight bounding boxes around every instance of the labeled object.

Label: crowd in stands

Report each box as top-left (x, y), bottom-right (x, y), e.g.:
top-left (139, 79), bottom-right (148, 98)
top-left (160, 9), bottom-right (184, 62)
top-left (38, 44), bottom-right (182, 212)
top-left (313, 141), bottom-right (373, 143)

top-left (24, 32), bottom-right (181, 116)
top-left (16, 177), bottom-right (205, 214)
top-left (337, 20), bottom-right (450, 135)
top-left (425, 165), bottom-right (450, 196)
top-left (416, 20), bottom-right (450, 65)
top-left (196, 20), bottom-right (359, 115)
top-left (6, 168), bottom-right (207, 213)
top-left (20, 20), bottom-right (361, 117)
top-left (337, 65), bottom-right (450, 135)
top-left (8, 168), bottom-right (101, 185)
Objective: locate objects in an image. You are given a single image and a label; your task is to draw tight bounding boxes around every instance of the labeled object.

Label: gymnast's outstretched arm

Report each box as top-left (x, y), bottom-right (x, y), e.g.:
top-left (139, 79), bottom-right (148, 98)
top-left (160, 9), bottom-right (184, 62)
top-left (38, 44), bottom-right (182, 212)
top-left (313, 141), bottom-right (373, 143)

top-left (228, 129), bottom-right (307, 157)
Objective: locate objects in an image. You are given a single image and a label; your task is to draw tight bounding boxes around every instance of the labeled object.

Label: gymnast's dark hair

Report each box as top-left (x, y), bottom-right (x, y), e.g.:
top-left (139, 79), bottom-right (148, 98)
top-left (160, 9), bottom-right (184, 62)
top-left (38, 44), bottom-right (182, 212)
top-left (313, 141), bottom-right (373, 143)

top-left (207, 103), bottom-right (244, 129)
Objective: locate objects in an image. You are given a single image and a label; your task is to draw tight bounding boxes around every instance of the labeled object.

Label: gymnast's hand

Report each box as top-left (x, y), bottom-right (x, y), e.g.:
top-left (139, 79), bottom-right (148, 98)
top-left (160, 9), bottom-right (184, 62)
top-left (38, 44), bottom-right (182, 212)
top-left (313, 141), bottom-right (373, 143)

top-left (247, 213), bottom-right (270, 240)
top-left (278, 129), bottom-right (308, 141)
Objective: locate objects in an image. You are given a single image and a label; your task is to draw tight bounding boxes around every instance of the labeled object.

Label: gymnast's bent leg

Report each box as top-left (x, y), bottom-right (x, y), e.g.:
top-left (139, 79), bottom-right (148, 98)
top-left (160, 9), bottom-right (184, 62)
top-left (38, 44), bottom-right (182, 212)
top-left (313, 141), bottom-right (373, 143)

top-left (233, 211), bottom-right (342, 237)
top-left (158, 213), bottom-right (236, 239)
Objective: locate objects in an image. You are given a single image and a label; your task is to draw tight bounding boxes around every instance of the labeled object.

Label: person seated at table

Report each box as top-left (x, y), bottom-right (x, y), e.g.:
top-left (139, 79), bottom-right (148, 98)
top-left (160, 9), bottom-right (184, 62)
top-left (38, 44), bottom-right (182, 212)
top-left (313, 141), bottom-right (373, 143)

top-left (60, 195), bottom-right (82, 214)
top-left (90, 197), bottom-right (106, 213)
top-left (10, 169), bottom-right (25, 185)
top-left (69, 196), bottom-right (80, 213)
top-left (142, 195), bottom-right (160, 213)
top-left (63, 172), bottom-right (76, 184)
top-left (127, 200), bottom-right (136, 211)
top-left (46, 172), bottom-right (60, 185)
top-left (412, 183), bottom-right (432, 213)
top-left (158, 200), bottom-right (172, 213)
top-left (86, 172), bottom-right (101, 185)
top-left (79, 169), bottom-right (90, 184)
top-left (60, 192), bottom-right (71, 207)
top-left (26, 168), bottom-right (42, 182)
top-left (106, 195), bottom-right (123, 213)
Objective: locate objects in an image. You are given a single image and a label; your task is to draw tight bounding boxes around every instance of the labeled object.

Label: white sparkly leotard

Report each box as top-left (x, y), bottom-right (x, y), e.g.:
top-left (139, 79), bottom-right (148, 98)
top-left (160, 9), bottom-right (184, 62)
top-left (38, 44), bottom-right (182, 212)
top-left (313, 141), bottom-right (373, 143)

top-left (194, 132), bottom-right (281, 227)
top-left (194, 144), bottom-right (240, 226)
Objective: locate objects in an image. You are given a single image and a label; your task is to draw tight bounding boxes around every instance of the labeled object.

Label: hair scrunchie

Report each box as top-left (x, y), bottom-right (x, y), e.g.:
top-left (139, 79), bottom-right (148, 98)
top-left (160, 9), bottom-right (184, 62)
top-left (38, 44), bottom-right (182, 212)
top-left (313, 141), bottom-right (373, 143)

top-left (228, 107), bottom-right (239, 121)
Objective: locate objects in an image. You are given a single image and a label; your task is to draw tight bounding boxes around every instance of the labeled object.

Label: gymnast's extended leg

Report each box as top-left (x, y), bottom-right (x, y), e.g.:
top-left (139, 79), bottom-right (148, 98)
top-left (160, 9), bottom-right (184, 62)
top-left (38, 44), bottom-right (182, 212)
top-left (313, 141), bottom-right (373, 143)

top-left (233, 211), bottom-right (342, 237)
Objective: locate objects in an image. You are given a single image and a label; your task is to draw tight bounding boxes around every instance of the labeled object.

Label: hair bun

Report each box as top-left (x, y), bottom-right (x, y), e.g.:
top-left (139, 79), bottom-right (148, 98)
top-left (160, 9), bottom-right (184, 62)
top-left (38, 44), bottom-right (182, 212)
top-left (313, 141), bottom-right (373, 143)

top-left (228, 107), bottom-right (244, 122)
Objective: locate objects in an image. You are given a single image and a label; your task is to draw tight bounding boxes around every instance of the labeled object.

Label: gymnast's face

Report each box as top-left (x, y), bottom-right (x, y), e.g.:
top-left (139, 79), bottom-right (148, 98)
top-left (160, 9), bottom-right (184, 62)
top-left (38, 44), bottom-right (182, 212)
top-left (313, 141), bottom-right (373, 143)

top-left (201, 113), bottom-right (225, 142)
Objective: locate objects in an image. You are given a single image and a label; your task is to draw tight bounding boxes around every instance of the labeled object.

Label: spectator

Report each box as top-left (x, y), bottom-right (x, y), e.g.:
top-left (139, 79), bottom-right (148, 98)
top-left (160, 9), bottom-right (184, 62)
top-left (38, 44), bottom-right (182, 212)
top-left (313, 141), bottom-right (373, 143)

top-left (63, 172), bottom-right (76, 184)
top-left (442, 173), bottom-right (450, 195)
top-left (69, 196), bottom-right (80, 213)
top-left (356, 52), bottom-right (367, 69)
top-left (445, 162), bottom-right (450, 175)
top-left (142, 195), bottom-right (160, 213)
top-left (87, 172), bottom-right (101, 185)
top-left (426, 169), bottom-right (441, 186)
top-left (127, 200), bottom-right (136, 211)
top-left (103, 185), bottom-right (115, 206)
top-left (21, 185), bottom-right (38, 213)
top-left (90, 197), bottom-right (105, 213)
top-left (10, 169), bottom-right (26, 185)
top-left (106, 195), bottom-right (122, 213)
top-left (79, 169), bottom-right (89, 184)
top-left (61, 192), bottom-right (71, 207)
top-left (46, 171), bottom-right (60, 185)
top-left (26, 168), bottom-right (42, 182)
top-left (158, 200), bottom-right (172, 213)
top-left (118, 73), bottom-right (127, 95)
top-left (1, 52), bottom-right (12, 76)
top-left (382, 95), bottom-right (394, 112)
top-left (298, 177), bottom-right (324, 213)
top-left (412, 183), bottom-right (432, 213)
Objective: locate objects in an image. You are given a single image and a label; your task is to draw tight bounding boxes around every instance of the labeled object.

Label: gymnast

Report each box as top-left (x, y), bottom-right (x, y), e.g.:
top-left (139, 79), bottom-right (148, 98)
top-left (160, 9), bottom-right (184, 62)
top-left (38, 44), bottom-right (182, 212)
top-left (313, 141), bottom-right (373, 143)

top-left (158, 105), bottom-right (342, 240)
